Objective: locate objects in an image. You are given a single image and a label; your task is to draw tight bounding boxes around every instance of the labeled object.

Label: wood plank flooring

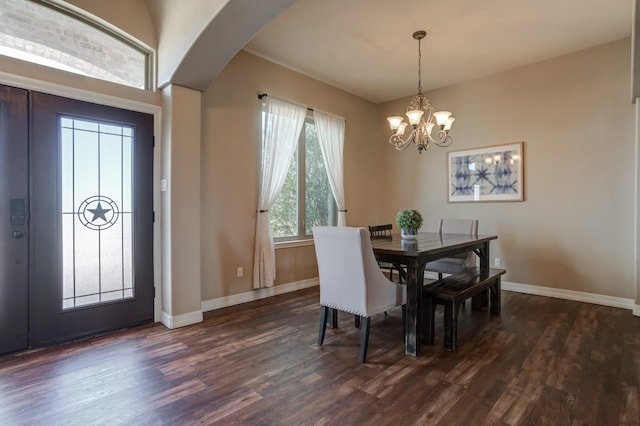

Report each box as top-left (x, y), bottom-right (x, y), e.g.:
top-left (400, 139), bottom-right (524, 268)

top-left (0, 287), bottom-right (638, 425)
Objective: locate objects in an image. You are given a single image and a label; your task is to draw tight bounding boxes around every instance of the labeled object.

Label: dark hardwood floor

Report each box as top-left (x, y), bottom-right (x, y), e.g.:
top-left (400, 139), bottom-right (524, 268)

top-left (1, 287), bottom-right (638, 425)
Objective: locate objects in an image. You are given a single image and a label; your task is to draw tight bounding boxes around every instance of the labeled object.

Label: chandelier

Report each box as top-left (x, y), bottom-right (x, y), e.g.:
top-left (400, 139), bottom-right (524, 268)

top-left (387, 30), bottom-right (455, 154)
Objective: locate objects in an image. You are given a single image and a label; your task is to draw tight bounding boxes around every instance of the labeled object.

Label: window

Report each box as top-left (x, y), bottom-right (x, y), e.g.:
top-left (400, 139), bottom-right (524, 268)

top-left (0, 0), bottom-right (152, 90)
top-left (270, 115), bottom-right (337, 240)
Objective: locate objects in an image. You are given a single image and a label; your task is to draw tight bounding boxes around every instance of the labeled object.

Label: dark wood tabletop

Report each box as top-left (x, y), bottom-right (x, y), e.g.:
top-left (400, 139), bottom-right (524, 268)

top-left (371, 232), bottom-right (498, 356)
top-left (370, 232), bottom-right (497, 260)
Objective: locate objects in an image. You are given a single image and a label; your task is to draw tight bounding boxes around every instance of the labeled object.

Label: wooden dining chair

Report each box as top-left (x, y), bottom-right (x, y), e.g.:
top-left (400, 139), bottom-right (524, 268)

top-left (368, 223), bottom-right (393, 238)
top-left (426, 219), bottom-right (479, 279)
top-left (313, 226), bottom-right (406, 363)
top-left (368, 224), bottom-right (405, 283)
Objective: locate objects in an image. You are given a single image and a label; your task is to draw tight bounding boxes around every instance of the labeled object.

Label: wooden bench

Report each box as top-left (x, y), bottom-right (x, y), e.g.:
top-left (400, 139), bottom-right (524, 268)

top-left (422, 267), bottom-right (505, 352)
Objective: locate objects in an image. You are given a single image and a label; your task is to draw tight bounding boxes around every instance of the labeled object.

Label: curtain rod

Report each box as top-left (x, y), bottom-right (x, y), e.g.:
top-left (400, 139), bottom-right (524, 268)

top-left (257, 93), bottom-right (346, 123)
top-left (257, 93), bottom-right (314, 112)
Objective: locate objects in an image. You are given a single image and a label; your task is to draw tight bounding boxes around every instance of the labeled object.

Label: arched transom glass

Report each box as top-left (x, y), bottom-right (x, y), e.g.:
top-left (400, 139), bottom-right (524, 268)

top-left (0, 0), bottom-right (152, 90)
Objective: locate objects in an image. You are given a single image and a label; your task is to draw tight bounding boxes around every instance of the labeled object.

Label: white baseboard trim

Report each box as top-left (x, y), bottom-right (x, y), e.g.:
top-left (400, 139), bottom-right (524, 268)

top-left (201, 278), bottom-right (319, 312)
top-left (161, 309), bottom-right (203, 329)
top-left (177, 278), bottom-right (639, 323)
top-left (502, 281), bottom-right (635, 311)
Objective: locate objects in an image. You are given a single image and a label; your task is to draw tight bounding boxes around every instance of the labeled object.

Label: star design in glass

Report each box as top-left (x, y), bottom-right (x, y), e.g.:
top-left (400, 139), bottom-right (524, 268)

top-left (87, 202), bottom-right (111, 223)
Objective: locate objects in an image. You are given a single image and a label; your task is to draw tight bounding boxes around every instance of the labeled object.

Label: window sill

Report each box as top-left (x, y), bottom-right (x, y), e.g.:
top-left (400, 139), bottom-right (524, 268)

top-left (274, 239), bottom-right (314, 249)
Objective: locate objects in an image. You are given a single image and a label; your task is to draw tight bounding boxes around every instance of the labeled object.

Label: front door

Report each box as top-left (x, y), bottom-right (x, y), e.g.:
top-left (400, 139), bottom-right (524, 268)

top-left (0, 87), bottom-right (154, 352)
top-left (0, 86), bottom-right (29, 355)
top-left (29, 91), bottom-right (154, 347)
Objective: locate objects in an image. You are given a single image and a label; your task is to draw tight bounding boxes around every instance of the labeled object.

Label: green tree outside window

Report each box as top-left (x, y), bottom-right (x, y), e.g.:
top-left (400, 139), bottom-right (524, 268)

top-left (270, 118), bottom-right (336, 239)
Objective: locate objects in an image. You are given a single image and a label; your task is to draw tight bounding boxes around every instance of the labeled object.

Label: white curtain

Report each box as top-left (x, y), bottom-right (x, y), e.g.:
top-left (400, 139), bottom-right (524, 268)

top-left (253, 97), bottom-right (307, 289)
top-left (314, 110), bottom-right (347, 226)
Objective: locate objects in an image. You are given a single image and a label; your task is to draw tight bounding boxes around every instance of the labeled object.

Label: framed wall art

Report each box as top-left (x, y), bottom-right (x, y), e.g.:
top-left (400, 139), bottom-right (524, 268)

top-left (447, 142), bottom-right (524, 202)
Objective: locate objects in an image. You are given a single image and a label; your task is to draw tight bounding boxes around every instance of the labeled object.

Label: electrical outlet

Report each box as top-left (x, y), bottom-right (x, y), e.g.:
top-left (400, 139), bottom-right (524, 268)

top-left (494, 258), bottom-right (501, 267)
top-left (236, 267), bottom-right (243, 278)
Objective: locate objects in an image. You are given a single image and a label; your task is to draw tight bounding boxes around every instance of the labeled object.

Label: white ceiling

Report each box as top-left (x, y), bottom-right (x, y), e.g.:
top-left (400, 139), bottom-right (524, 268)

top-left (243, 0), bottom-right (633, 104)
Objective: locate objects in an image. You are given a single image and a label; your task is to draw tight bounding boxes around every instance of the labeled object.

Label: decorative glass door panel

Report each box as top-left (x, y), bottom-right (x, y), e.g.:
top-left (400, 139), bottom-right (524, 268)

top-left (61, 117), bottom-right (135, 309)
top-left (29, 90), bottom-right (152, 348)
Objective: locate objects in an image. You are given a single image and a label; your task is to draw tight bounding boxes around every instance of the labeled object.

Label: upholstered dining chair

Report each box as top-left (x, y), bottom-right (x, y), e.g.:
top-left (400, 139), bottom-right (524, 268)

top-left (313, 226), bottom-right (406, 363)
top-left (426, 219), bottom-right (479, 279)
top-left (368, 224), bottom-right (405, 283)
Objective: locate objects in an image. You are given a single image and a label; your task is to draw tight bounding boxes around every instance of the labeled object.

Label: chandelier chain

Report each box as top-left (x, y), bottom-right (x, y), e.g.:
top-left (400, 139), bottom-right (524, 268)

top-left (417, 37), bottom-right (422, 93)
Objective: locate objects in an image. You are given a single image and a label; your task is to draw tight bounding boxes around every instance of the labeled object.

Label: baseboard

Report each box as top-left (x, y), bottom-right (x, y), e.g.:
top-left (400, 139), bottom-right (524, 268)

top-left (502, 281), bottom-right (635, 311)
top-left (182, 278), bottom-right (638, 322)
top-left (161, 309), bottom-right (203, 329)
top-left (201, 278), bottom-right (319, 312)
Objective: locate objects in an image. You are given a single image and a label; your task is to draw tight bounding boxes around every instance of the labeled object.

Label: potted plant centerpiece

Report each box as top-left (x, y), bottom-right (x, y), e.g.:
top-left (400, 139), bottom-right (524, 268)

top-left (396, 209), bottom-right (423, 240)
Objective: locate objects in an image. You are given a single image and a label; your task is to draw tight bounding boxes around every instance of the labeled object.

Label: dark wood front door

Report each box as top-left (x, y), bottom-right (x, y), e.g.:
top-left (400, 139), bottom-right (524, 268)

top-left (29, 91), bottom-right (154, 347)
top-left (0, 86), bottom-right (154, 354)
top-left (0, 85), bottom-right (29, 355)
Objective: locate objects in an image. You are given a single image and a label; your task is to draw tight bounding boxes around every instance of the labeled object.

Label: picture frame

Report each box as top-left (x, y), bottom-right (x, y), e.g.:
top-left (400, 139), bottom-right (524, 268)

top-left (447, 142), bottom-right (524, 202)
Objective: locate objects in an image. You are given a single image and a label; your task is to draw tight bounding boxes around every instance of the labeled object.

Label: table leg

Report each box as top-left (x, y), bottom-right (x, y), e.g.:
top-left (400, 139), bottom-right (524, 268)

top-left (477, 242), bottom-right (491, 308)
top-left (479, 241), bottom-right (490, 270)
top-left (404, 261), bottom-right (425, 356)
top-left (490, 277), bottom-right (502, 315)
top-left (422, 295), bottom-right (435, 344)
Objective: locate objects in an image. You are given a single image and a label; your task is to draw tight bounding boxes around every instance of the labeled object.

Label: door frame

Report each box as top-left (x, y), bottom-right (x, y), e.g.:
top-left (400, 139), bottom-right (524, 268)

top-left (0, 71), bottom-right (163, 323)
top-left (635, 100), bottom-right (640, 317)
top-left (0, 85), bottom-right (29, 355)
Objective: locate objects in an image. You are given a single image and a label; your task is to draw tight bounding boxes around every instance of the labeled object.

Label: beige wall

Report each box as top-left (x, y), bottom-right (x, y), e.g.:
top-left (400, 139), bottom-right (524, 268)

top-left (379, 38), bottom-right (635, 299)
top-left (200, 50), bottom-right (383, 300)
top-left (160, 85), bottom-right (204, 322)
top-left (202, 39), bottom-right (635, 303)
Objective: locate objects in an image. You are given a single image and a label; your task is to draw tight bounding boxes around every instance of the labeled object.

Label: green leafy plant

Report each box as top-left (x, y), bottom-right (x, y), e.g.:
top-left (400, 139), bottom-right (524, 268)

top-left (396, 209), bottom-right (424, 230)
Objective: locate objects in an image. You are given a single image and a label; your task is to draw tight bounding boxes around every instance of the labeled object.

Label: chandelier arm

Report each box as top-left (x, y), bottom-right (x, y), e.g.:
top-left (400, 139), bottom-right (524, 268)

top-left (424, 106), bottom-right (434, 123)
top-left (428, 130), bottom-right (453, 147)
top-left (388, 132), bottom-right (415, 151)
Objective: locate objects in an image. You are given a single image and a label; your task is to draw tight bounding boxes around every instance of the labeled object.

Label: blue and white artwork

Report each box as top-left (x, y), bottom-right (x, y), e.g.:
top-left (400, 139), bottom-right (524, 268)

top-left (448, 142), bottom-right (524, 202)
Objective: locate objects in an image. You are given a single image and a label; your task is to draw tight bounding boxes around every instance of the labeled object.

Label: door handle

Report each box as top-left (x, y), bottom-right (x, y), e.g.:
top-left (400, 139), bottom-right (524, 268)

top-left (12, 231), bottom-right (24, 239)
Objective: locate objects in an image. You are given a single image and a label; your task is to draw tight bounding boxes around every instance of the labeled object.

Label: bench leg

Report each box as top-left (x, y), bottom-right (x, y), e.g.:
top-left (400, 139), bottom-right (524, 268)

top-left (443, 301), bottom-right (461, 351)
top-left (422, 296), bottom-right (435, 344)
top-left (354, 315), bottom-right (361, 328)
top-left (471, 288), bottom-right (490, 311)
top-left (471, 294), bottom-right (482, 311)
top-left (451, 301), bottom-right (461, 352)
top-left (490, 278), bottom-right (502, 315)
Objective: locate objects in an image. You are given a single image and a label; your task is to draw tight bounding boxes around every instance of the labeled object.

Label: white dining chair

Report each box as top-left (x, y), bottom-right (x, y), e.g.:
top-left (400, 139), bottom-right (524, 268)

top-left (426, 219), bottom-right (479, 279)
top-left (313, 226), bottom-right (406, 363)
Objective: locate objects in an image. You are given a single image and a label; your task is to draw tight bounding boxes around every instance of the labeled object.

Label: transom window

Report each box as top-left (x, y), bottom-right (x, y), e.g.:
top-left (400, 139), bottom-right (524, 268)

top-left (0, 0), bottom-right (152, 90)
top-left (270, 115), bottom-right (337, 240)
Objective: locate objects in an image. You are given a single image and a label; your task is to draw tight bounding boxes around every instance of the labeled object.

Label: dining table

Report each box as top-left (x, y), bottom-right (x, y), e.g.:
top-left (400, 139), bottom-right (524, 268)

top-left (370, 232), bottom-right (498, 356)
